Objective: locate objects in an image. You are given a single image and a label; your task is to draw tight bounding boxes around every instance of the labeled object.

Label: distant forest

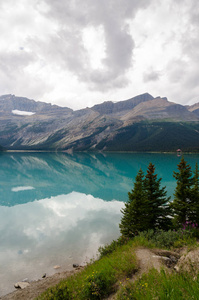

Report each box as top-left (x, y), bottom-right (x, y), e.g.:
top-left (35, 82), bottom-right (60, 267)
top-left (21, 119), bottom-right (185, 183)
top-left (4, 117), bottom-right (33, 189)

top-left (96, 122), bottom-right (199, 152)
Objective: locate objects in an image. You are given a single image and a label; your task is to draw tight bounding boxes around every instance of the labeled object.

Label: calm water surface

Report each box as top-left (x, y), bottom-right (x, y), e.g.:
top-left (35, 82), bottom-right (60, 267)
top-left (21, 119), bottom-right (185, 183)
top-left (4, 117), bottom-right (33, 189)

top-left (0, 152), bottom-right (198, 296)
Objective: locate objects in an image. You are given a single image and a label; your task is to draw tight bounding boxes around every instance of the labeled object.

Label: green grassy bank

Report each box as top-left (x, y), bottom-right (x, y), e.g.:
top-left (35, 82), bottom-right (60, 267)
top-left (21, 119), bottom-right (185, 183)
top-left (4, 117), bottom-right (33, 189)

top-left (36, 229), bottom-right (199, 300)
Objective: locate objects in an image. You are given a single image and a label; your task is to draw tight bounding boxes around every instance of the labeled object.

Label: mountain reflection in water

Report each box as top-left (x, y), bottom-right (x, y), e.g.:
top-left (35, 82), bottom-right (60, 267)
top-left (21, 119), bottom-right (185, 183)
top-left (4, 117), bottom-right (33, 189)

top-left (1, 151), bottom-right (196, 206)
top-left (0, 152), bottom-right (198, 296)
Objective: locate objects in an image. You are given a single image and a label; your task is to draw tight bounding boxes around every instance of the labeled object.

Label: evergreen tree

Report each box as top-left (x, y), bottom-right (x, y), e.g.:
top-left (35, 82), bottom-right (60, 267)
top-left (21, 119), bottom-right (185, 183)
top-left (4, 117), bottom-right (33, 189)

top-left (144, 162), bottom-right (171, 230)
top-left (119, 164), bottom-right (171, 237)
top-left (189, 162), bottom-right (199, 223)
top-left (171, 156), bottom-right (193, 226)
top-left (119, 169), bottom-right (149, 237)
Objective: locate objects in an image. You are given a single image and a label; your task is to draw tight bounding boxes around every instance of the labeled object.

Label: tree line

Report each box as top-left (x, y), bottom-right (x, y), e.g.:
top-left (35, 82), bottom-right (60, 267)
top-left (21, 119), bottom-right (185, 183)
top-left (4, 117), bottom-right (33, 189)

top-left (119, 157), bottom-right (199, 237)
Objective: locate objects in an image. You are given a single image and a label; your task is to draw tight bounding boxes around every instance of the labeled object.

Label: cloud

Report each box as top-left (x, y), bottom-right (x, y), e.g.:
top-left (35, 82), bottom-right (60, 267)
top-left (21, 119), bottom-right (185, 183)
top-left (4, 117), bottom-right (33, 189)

top-left (32, 0), bottom-right (150, 91)
top-left (0, 51), bottom-right (35, 75)
top-left (160, 0), bottom-right (199, 104)
top-left (0, 0), bottom-right (199, 108)
top-left (143, 69), bottom-right (161, 82)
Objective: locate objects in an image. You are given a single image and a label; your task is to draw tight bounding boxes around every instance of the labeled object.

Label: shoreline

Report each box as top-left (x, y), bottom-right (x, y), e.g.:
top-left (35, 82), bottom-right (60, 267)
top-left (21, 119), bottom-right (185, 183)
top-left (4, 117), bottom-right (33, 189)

top-left (0, 267), bottom-right (83, 300)
top-left (4, 150), bottom-right (199, 154)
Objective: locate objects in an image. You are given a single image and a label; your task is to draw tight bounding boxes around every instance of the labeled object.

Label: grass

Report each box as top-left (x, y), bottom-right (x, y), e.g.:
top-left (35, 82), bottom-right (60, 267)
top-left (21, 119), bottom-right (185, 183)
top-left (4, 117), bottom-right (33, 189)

top-left (117, 268), bottom-right (199, 300)
top-left (36, 241), bottom-right (138, 300)
top-left (36, 229), bottom-right (199, 300)
top-left (98, 228), bottom-right (198, 259)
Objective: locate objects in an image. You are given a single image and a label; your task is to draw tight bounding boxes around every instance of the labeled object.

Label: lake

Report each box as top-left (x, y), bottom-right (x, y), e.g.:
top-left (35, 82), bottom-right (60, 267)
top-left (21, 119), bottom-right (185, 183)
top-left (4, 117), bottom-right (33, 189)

top-left (0, 152), bottom-right (198, 296)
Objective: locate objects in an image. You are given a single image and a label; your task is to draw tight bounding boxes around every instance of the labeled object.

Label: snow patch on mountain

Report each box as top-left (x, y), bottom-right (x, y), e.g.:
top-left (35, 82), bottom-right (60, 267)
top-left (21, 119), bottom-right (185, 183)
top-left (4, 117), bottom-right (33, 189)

top-left (12, 110), bottom-right (35, 116)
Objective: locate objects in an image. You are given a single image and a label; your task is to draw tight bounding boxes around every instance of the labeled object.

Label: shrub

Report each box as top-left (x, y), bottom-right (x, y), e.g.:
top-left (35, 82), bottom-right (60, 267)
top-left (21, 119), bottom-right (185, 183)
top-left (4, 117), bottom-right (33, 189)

top-left (182, 221), bottom-right (199, 239)
top-left (81, 270), bottom-right (115, 299)
top-left (137, 229), bottom-right (197, 249)
top-left (38, 283), bottom-right (70, 300)
top-left (98, 236), bottom-right (130, 258)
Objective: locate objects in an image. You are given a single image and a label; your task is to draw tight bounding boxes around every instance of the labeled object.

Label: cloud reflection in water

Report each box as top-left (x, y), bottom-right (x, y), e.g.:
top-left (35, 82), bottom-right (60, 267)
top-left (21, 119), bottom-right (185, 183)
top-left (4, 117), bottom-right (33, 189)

top-left (0, 192), bottom-right (124, 296)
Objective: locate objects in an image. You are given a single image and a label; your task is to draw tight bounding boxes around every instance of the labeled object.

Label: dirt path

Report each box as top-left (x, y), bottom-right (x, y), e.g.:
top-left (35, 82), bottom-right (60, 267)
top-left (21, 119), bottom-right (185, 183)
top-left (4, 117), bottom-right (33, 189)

top-left (134, 248), bottom-right (165, 278)
top-left (107, 247), bottom-right (178, 300)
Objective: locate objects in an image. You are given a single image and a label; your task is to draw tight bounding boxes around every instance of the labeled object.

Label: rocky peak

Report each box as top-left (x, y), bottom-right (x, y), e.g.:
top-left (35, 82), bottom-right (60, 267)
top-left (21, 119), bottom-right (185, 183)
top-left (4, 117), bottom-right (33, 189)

top-left (91, 93), bottom-right (154, 115)
top-left (0, 94), bottom-right (72, 114)
top-left (187, 102), bottom-right (199, 117)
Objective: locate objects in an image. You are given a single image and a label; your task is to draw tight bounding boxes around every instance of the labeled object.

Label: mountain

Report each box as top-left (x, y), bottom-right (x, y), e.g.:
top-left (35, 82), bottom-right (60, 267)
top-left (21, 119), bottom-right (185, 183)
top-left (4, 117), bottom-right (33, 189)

top-left (187, 102), bottom-right (199, 118)
top-left (0, 94), bottom-right (72, 114)
top-left (0, 93), bottom-right (199, 152)
top-left (91, 93), bottom-right (154, 115)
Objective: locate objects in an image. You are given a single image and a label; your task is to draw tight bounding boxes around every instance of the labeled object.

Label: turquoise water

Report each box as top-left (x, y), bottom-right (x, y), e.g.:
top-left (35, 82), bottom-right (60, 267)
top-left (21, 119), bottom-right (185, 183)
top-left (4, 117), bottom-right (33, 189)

top-left (0, 152), bottom-right (198, 296)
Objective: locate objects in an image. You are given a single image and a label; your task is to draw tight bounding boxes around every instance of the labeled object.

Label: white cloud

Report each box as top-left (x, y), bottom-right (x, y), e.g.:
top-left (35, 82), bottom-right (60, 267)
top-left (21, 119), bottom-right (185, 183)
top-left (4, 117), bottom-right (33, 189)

top-left (0, 0), bottom-right (198, 109)
top-left (82, 25), bottom-right (106, 70)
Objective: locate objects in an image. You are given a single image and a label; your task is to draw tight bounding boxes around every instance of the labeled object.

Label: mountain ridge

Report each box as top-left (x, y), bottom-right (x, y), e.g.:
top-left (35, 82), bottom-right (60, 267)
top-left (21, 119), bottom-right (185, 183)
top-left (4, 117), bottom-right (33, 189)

top-left (0, 93), bottom-right (199, 152)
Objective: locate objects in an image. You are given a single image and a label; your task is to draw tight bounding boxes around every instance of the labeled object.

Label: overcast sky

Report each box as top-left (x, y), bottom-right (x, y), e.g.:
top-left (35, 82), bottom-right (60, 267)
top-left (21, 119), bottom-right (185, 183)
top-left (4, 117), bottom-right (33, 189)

top-left (0, 0), bottom-right (198, 110)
